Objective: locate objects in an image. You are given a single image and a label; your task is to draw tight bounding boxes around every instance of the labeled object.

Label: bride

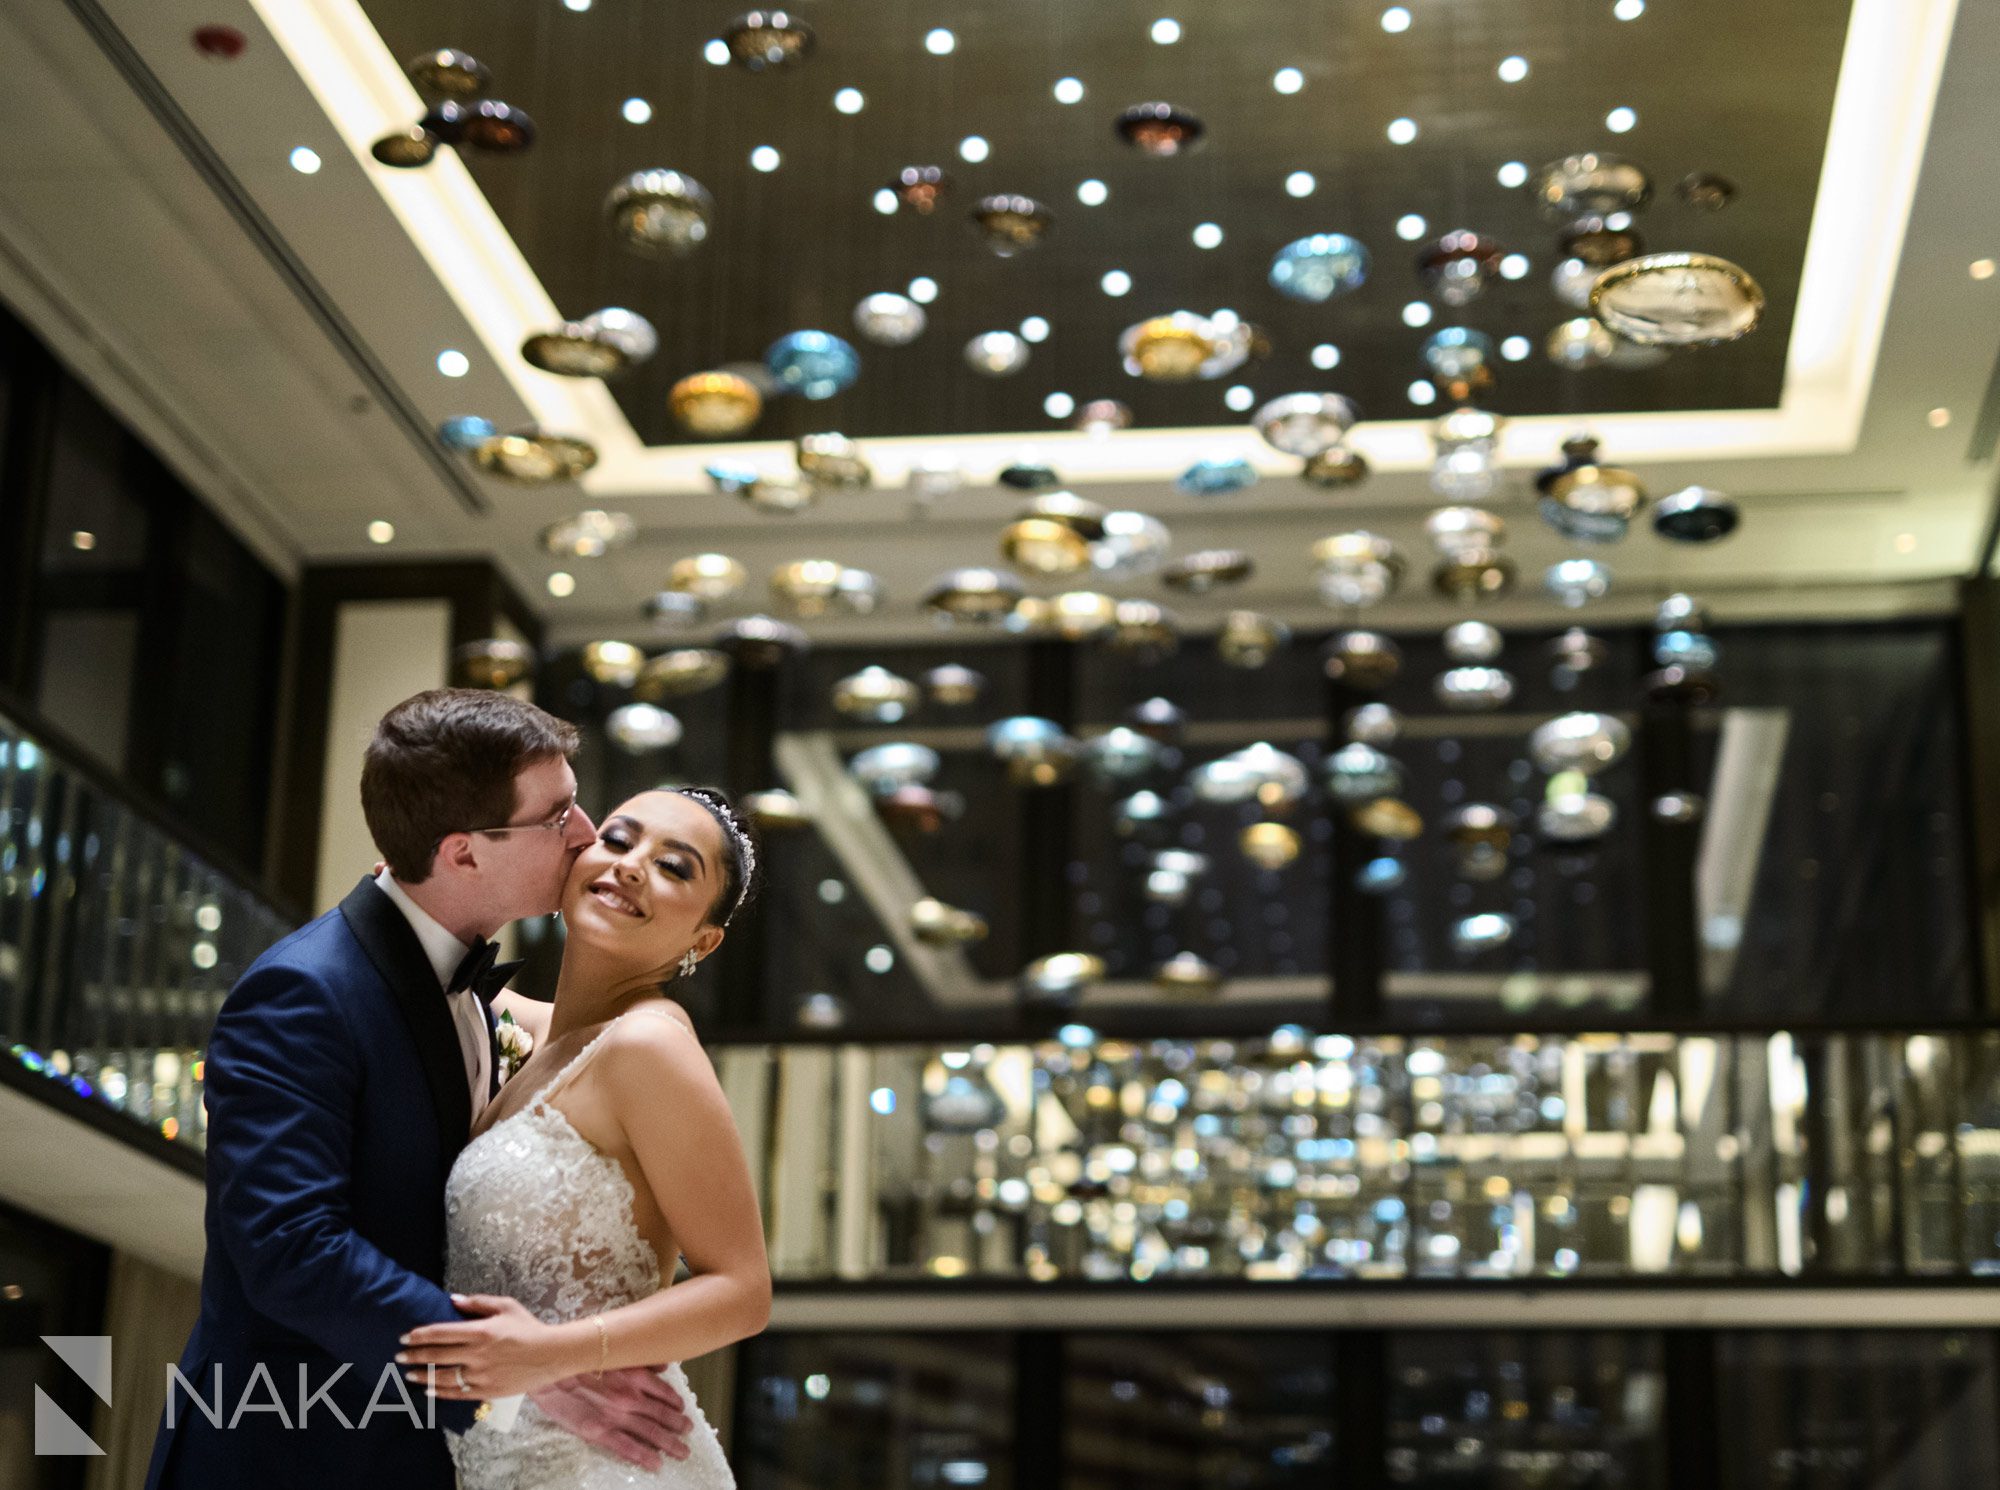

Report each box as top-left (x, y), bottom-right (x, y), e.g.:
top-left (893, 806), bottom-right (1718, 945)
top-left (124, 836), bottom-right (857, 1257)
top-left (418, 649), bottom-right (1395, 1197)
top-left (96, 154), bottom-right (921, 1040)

top-left (396, 786), bottom-right (770, 1488)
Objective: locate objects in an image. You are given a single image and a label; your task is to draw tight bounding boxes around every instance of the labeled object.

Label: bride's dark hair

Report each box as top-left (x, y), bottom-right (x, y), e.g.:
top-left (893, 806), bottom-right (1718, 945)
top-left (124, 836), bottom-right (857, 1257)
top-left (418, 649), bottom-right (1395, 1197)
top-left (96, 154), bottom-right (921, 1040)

top-left (670, 786), bottom-right (762, 931)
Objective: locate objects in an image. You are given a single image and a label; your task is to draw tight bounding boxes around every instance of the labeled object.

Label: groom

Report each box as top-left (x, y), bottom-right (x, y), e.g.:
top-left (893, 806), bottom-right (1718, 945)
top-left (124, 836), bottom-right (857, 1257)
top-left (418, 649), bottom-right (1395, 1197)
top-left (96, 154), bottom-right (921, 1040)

top-left (146, 689), bottom-right (692, 1489)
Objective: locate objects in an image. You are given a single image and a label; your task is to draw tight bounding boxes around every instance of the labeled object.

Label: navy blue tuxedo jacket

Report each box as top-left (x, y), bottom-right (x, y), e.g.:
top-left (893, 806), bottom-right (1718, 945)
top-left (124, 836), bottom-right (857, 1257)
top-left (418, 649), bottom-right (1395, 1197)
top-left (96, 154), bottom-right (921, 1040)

top-left (146, 877), bottom-right (499, 1490)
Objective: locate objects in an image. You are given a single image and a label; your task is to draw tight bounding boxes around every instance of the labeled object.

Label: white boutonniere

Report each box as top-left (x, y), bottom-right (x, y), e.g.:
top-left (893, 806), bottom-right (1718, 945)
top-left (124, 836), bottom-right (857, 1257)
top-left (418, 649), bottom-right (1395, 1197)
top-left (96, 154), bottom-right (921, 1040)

top-left (495, 1010), bottom-right (533, 1084)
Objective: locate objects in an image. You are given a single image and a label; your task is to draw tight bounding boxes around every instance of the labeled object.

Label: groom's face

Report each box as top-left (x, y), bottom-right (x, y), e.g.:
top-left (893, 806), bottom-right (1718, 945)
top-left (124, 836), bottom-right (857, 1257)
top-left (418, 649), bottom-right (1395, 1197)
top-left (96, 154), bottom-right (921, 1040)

top-left (480, 754), bottom-right (597, 921)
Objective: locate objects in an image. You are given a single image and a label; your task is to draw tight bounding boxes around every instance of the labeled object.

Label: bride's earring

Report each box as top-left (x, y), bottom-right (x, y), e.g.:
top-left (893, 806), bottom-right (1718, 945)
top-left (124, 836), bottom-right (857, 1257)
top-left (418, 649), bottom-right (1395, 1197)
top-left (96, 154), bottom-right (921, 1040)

top-left (678, 949), bottom-right (699, 979)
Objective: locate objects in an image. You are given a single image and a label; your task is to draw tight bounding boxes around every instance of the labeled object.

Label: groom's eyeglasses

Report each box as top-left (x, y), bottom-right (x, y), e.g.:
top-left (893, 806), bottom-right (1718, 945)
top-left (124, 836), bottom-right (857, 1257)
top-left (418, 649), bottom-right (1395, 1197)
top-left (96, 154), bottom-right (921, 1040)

top-left (432, 793), bottom-right (578, 856)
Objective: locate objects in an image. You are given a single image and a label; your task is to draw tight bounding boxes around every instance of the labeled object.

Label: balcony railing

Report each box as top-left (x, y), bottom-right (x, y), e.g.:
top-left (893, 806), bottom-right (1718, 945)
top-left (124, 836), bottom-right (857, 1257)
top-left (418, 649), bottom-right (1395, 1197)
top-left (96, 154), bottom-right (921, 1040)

top-left (0, 701), bottom-right (292, 1152)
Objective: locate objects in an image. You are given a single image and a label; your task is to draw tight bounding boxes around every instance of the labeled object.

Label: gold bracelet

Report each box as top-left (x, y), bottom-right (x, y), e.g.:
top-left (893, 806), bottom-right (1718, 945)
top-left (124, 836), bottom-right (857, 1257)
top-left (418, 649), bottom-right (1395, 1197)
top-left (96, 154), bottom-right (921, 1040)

top-left (592, 1314), bottom-right (608, 1377)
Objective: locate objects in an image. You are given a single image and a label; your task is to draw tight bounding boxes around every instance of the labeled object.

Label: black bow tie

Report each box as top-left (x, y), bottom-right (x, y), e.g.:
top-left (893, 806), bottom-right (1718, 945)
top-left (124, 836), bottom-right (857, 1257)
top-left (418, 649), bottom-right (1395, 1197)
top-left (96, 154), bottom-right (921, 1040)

top-left (447, 936), bottom-right (525, 1005)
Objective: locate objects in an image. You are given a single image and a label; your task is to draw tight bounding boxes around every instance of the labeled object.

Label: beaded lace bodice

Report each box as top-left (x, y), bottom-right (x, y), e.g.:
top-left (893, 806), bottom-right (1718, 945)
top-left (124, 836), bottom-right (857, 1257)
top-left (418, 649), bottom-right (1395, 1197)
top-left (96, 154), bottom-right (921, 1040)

top-left (443, 1015), bottom-right (735, 1489)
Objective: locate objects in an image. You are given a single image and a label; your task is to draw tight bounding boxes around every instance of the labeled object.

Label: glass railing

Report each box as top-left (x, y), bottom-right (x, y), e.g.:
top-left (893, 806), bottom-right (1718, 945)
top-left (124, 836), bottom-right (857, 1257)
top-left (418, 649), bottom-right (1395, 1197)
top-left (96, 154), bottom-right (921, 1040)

top-left (725, 1028), bottom-right (2000, 1283)
top-left (0, 705), bottom-right (292, 1152)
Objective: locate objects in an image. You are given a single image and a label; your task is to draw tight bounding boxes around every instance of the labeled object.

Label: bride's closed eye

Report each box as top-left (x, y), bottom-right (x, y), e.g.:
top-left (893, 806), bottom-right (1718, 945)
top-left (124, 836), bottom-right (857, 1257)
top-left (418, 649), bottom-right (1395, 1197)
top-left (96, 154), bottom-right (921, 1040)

top-left (600, 830), bottom-right (694, 880)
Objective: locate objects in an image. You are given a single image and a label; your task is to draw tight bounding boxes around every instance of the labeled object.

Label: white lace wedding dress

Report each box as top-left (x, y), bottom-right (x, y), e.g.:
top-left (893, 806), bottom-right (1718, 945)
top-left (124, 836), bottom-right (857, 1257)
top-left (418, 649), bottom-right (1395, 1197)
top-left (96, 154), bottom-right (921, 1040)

top-left (443, 1016), bottom-right (736, 1489)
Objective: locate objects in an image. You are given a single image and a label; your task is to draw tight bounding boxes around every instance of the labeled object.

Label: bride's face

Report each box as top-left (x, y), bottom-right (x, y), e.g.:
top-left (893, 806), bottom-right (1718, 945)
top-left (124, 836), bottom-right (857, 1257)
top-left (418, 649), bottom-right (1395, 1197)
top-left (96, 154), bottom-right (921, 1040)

top-left (561, 791), bottom-right (728, 974)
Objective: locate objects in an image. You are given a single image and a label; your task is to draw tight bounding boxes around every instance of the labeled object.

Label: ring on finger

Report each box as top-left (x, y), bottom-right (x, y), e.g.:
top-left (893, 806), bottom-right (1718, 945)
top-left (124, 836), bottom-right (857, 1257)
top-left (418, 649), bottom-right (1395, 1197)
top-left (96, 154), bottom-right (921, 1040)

top-left (455, 1366), bottom-right (470, 1393)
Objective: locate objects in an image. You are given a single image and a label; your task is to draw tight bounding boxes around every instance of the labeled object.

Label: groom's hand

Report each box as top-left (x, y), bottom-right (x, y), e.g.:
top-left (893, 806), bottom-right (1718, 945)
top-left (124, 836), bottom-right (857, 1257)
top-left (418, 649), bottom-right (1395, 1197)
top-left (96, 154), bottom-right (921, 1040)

top-left (530, 1368), bottom-right (691, 1470)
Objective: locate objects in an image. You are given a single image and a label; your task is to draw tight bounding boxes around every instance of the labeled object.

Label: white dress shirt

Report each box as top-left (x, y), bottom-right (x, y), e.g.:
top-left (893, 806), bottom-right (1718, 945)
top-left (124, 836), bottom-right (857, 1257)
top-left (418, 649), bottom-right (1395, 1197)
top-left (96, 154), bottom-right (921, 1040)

top-left (375, 869), bottom-right (491, 1126)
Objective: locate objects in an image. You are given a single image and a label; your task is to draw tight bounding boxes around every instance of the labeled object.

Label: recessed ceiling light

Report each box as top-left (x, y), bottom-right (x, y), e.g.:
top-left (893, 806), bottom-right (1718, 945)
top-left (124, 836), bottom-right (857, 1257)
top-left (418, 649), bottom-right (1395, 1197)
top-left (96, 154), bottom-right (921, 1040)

top-left (1273, 67), bottom-right (1304, 94)
top-left (547, 572), bottom-right (576, 598)
top-left (70, 530), bottom-right (96, 551)
top-left (1613, 0), bottom-right (1645, 17)
top-left (1101, 269), bottom-right (1132, 296)
top-left (873, 188), bottom-right (899, 214)
top-left (1408, 380), bottom-right (1437, 406)
top-left (1972, 258), bottom-right (1996, 280)
top-left (1224, 385), bottom-right (1255, 412)
top-left (1044, 392), bottom-right (1075, 419)
top-left (437, 349), bottom-right (469, 377)
top-left (1387, 117), bottom-right (1418, 144)
top-left (1053, 76), bottom-right (1084, 104)
top-left (1606, 107), bottom-right (1637, 133)
top-left (1894, 532), bottom-right (1918, 553)
top-left (367, 520), bottom-right (395, 545)
top-left (1500, 253), bottom-right (1530, 279)
top-left (750, 145), bottom-right (781, 171)
top-left (1381, 6), bottom-right (1412, 32)
top-left (908, 276), bottom-right (939, 303)
top-left (1500, 335), bottom-right (1531, 361)
top-left (1192, 222), bottom-right (1224, 249)
top-left (1497, 56), bottom-right (1529, 83)
top-left (1285, 170), bottom-right (1316, 197)
top-left (1151, 17), bottom-right (1182, 44)
top-left (621, 97), bottom-right (652, 124)
top-left (1395, 213), bottom-right (1427, 241)
top-left (289, 146), bottom-right (321, 174)
top-left (1401, 301), bottom-right (1433, 327)
top-left (703, 38), bottom-right (729, 65)
top-left (834, 87), bottom-right (865, 114)
top-left (925, 27), bottom-right (956, 54)
top-left (563, 0), bottom-right (591, 11)
top-left (1077, 178), bottom-right (1109, 206)
top-left (1928, 407), bottom-right (1952, 428)
top-left (1020, 316), bottom-right (1051, 342)
top-left (1497, 161), bottom-right (1529, 188)
top-left (959, 135), bottom-right (989, 162)
top-left (1311, 343), bottom-right (1341, 370)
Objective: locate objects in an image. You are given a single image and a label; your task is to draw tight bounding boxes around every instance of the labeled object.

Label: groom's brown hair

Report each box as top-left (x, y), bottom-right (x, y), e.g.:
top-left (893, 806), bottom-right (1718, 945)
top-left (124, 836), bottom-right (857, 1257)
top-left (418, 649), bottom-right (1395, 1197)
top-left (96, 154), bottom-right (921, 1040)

top-left (362, 688), bottom-right (581, 882)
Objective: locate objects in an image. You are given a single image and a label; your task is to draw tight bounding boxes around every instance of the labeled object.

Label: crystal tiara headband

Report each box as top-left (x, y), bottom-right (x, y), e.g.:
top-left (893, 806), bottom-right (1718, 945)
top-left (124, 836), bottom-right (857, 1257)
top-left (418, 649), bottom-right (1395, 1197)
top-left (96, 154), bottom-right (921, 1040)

top-left (672, 786), bottom-right (757, 924)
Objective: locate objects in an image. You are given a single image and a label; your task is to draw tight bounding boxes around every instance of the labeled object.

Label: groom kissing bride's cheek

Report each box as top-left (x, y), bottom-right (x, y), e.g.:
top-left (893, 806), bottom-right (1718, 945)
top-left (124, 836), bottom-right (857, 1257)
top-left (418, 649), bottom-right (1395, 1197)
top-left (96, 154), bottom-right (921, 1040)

top-left (147, 689), bottom-right (770, 1490)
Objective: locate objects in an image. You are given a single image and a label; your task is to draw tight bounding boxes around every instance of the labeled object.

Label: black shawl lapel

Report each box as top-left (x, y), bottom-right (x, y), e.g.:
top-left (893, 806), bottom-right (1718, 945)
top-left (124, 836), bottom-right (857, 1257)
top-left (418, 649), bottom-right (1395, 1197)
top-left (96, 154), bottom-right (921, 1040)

top-left (338, 876), bottom-right (471, 1156)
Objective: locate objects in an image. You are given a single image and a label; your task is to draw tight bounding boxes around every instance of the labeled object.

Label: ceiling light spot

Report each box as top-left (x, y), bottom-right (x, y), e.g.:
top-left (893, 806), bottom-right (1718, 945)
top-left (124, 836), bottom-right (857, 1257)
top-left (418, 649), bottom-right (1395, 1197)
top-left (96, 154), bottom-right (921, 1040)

top-left (834, 87), bottom-right (865, 114)
top-left (367, 520), bottom-right (395, 545)
top-left (873, 188), bottom-right (899, 214)
top-left (1402, 301), bottom-right (1433, 328)
top-left (1497, 161), bottom-right (1529, 188)
top-left (1894, 532), bottom-right (1918, 554)
top-left (1044, 392), bottom-right (1075, 419)
top-left (1972, 258), bottom-right (1996, 280)
top-left (925, 27), bottom-right (956, 54)
top-left (436, 349), bottom-right (469, 378)
top-left (1500, 335), bottom-right (1531, 361)
top-left (1077, 178), bottom-right (1109, 206)
top-left (1285, 170), bottom-right (1316, 197)
top-left (621, 97), bottom-right (652, 124)
top-left (703, 38), bottom-right (730, 65)
top-left (1273, 67), bottom-right (1304, 94)
top-left (1408, 380), bottom-right (1437, 406)
top-left (1020, 316), bottom-right (1051, 342)
top-left (1387, 117), bottom-right (1418, 144)
top-left (1395, 213), bottom-right (1427, 241)
top-left (1497, 55), bottom-right (1529, 83)
top-left (1101, 269), bottom-right (1132, 297)
top-left (1192, 222), bottom-right (1224, 249)
top-left (1311, 343), bottom-right (1341, 370)
top-left (1605, 211), bottom-right (1633, 230)
top-left (959, 134), bottom-right (989, 163)
top-left (563, 0), bottom-right (591, 10)
top-left (1224, 385), bottom-right (1255, 412)
top-left (1613, 0), bottom-right (1646, 17)
top-left (1500, 253), bottom-right (1530, 280)
top-left (1381, 6), bottom-right (1412, 32)
top-left (1151, 17), bottom-right (1182, 44)
top-left (289, 146), bottom-right (321, 174)
top-left (908, 276), bottom-right (939, 304)
top-left (750, 144), bottom-right (781, 171)
top-left (865, 944), bottom-right (896, 973)
top-left (1606, 107), bottom-right (1637, 133)
top-left (1928, 407), bottom-right (1952, 428)
top-left (71, 530), bottom-right (97, 551)
top-left (1053, 76), bottom-right (1085, 104)
top-left (547, 571), bottom-right (576, 598)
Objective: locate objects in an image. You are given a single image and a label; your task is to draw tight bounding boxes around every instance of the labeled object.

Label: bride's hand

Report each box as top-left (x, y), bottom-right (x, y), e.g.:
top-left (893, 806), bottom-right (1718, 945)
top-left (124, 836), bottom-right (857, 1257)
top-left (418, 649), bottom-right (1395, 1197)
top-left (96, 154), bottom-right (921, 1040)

top-left (399, 1294), bottom-right (583, 1399)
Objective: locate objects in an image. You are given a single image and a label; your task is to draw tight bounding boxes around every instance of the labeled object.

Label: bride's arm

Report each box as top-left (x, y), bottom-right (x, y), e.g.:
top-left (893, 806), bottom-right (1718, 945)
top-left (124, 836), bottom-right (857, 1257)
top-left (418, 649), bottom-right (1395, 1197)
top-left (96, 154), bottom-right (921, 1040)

top-left (490, 991), bottom-right (552, 1047)
top-left (400, 1013), bottom-right (771, 1394)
